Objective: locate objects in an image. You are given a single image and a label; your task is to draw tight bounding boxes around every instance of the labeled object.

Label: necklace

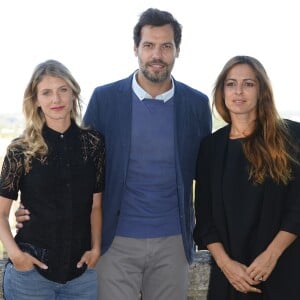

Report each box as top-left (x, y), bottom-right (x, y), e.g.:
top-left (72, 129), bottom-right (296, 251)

top-left (230, 125), bottom-right (253, 139)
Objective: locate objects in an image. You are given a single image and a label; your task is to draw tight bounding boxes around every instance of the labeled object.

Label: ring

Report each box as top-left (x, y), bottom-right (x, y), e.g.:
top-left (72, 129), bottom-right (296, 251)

top-left (258, 276), bottom-right (263, 281)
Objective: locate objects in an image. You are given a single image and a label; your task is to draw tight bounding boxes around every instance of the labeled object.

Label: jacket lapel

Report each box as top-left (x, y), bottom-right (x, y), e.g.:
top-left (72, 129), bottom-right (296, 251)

top-left (116, 75), bottom-right (133, 179)
top-left (212, 126), bottom-right (231, 250)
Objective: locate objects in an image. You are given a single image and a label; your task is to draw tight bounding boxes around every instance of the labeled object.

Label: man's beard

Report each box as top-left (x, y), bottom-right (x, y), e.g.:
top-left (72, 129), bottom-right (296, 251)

top-left (139, 60), bottom-right (173, 83)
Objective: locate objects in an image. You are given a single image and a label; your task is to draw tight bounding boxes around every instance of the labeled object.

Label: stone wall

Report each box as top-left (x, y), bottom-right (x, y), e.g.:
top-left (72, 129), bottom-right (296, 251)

top-left (0, 260), bottom-right (5, 299)
top-left (0, 250), bottom-right (211, 299)
top-left (188, 250), bottom-right (211, 300)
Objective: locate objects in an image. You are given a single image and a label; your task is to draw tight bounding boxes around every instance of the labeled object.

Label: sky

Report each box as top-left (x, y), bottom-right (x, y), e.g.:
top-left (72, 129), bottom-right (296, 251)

top-left (1, 0), bottom-right (299, 120)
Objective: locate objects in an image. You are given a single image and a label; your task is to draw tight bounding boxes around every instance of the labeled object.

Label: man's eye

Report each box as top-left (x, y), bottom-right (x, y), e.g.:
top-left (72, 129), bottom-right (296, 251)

top-left (164, 44), bottom-right (173, 49)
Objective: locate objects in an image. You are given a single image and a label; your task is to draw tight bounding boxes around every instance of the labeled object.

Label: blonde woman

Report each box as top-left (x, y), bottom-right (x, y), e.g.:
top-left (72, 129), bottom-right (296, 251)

top-left (0, 60), bottom-right (104, 299)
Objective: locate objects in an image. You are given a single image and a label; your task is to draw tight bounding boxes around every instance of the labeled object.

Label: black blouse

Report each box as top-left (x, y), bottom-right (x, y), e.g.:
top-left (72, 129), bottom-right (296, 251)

top-left (0, 122), bottom-right (105, 283)
top-left (194, 121), bottom-right (300, 299)
top-left (222, 138), bottom-right (263, 264)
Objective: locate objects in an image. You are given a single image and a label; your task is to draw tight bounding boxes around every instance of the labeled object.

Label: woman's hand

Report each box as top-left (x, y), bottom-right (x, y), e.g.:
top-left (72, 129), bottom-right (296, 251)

top-left (207, 243), bottom-right (261, 294)
top-left (247, 231), bottom-right (297, 282)
top-left (221, 258), bottom-right (262, 294)
top-left (11, 252), bottom-right (48, 271)
top-left (247, 249), bottom-right (278, 282)
top-left (77, 248), bottom-right (100, 269)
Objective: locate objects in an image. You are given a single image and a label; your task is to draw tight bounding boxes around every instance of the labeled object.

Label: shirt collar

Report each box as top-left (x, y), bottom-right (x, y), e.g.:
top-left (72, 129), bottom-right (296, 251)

top-left (43, 120), bottom-right (78, 140)
top-left (132, 70), bottom-right (174, 103)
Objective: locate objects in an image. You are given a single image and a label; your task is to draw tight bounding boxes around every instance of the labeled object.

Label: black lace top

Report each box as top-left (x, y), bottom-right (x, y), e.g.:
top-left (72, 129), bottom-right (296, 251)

top-left (0, 121), bottom-right (105, 283)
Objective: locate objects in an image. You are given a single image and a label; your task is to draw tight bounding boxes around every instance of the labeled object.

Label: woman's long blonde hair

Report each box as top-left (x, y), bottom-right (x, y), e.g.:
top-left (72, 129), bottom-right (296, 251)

top-left (9, 59), bottom-right (82, 172)
top-left (213, 55), bottom-right (298, 184)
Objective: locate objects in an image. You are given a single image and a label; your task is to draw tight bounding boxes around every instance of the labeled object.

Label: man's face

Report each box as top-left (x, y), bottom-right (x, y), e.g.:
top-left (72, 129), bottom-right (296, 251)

top-left (134, 24), bottom-right (179, 83)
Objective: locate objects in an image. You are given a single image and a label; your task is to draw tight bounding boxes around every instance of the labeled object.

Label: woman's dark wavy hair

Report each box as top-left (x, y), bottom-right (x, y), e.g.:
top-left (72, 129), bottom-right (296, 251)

top-left (133, 8), bottom-right (182, 49)
top-left (213, 55), bottom-right (299, 184)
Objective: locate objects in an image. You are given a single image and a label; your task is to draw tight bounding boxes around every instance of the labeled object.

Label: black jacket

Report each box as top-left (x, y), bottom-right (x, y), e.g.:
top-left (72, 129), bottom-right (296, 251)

top-left (193, 120), bottom-right (300, 299)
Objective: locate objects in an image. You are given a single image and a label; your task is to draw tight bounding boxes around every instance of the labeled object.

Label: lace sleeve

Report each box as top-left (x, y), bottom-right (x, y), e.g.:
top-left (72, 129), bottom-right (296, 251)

top-left (95, 132), bottom-right (105, 192)
top-left (0, 147), bottom-right (24, 200)
top-left (81, 129), bottom-right (105, 193)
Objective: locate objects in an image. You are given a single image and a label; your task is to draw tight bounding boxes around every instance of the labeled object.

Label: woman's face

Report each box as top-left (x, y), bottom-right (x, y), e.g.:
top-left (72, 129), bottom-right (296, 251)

top-left (36, 75), bottom-right (74, 128)
top-left (223, 63), bottom-right (259, 119)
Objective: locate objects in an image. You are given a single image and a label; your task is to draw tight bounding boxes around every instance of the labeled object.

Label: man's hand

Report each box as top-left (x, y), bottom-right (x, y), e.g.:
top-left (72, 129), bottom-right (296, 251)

top-left (15, 203), bottom-right (30, 229)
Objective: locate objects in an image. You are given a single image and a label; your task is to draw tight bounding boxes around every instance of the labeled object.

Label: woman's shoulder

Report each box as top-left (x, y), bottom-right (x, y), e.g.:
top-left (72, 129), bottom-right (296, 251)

top-left (79, 126), bottom-right (103, 138)
top-left (284, 118), bottom-right (300, 131)
top-left (203, 124), bottom-right (230, 143)
top-left (213, 124), bottom-right (230, 135)
top-left (199, 125), bottom-right (230, 156)
top-left (6, 136), bottom-right (26, 153)
top-left (283, 119), bottom-right (300, 142)
top-left (78, 127), bottom-right (104, 148)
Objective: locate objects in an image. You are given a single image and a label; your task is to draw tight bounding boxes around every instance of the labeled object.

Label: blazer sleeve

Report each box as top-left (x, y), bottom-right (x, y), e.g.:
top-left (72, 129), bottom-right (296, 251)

top-left (280, 121), bottom-right (300, 236)
top-left (193, 135), bottom-right (221, 249)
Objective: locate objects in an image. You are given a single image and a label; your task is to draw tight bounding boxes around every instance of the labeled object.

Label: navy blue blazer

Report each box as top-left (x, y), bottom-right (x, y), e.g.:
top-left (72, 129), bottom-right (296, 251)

top-left (83, 73), bottom-right (212, 263)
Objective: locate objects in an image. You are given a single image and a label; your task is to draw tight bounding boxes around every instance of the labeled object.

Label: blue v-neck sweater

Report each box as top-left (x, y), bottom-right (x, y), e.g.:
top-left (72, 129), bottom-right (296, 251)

top-left (116, 95), bottom-right (180, 238)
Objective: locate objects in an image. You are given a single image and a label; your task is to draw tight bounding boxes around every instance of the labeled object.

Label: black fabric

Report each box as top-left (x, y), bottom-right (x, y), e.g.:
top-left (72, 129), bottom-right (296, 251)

top-left (223, 139), bottom-right (263, 264)
top-left (194, 120), bottom-right (300, 299)
top-left (0, 122), bottom-right (105, 283)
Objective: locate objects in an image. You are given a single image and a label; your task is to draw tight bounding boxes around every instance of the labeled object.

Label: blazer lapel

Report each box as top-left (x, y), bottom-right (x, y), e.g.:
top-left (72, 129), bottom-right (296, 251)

top-left (174, 89), bottom-right (185, 172)
top-left (116, 77), bottom-right (133, 179)
top-left (212, 126), bottom-right (231, 250)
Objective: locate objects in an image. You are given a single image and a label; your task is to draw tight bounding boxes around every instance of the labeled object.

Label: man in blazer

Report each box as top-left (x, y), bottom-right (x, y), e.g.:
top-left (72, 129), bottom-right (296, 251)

top-left (16, 8), bottom-right (212, 300)
top-left (84, 73), bottom-right (211, 266)
top-left (83, 8), bottom-right (212, 300)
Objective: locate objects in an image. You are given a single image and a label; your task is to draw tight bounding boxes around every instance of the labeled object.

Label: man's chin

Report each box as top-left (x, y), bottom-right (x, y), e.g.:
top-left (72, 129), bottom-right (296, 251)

top-left (148, 73), bottom-right (168, 83)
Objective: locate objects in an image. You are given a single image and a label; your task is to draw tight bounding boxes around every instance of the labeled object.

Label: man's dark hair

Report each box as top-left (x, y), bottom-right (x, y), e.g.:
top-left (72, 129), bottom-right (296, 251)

top-left (133, 8), bottom-right (182, 49)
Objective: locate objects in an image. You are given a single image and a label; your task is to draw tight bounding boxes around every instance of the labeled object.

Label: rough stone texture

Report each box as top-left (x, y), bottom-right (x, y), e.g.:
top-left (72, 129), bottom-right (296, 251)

top-left (0, 259), bottom-right (6, 299)
top-left (0, 251), bottom-right (212, 299)
top-left (188, 250), bottom-right (211, 300)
